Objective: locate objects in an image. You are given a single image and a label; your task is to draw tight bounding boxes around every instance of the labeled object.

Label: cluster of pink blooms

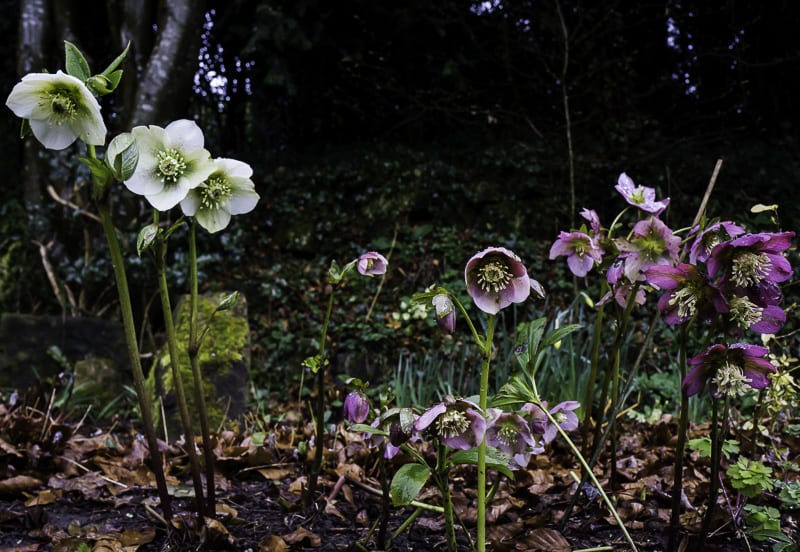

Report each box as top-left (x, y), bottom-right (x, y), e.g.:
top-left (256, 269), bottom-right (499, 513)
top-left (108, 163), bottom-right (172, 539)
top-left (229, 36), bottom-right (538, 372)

top-left (344, 246), bottom-right (578, 469)
top-left (549, 173), bottom-right (794, 399)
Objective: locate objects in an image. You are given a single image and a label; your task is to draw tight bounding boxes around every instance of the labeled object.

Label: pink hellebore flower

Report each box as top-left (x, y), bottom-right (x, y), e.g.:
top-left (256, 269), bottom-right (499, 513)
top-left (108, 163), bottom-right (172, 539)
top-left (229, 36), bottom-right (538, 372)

top-left (357, 252), bottom-right (388, 276)
top-left (465, 247), bottom-right (531, 315)
top-left (485, 409), bottom-right (539, 469)
top-left (683, 343), bottom-right (776, 398)
top-left (415, 396), bottom-right (486, 450)
top-left (616, 217), bottom-right (680, 282)
top-left (432, 293), bottom-right (456, 333)
top-left (523, 401), bottom-right (580, 444)
top-left (615, 172), bottom-right (670, 215)
top-left (580, 208), bottom-right (602, 235)
top-left (343, 391), bottom-right (370, 424)
top-left (549, 231), bottom-right (604, 277)
top-left (684, 221), bottom-right (745, 265)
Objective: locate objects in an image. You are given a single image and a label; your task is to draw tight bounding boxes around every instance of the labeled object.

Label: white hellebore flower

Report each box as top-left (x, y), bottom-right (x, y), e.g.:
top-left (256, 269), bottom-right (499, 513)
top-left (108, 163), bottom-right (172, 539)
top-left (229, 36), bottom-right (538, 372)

top-left (180, 158), bottom-right (260, 233)
top-left (5, 70), bottom-right (107, 150)
top-left (124, 119), bottom-right (216, 211)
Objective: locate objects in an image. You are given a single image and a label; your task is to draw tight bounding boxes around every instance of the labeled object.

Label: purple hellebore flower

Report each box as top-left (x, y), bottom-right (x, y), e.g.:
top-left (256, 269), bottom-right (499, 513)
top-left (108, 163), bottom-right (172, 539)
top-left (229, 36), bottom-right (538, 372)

top-left (357, 251), bottom-right (388, 276)
top-left (415, 396), bottom-right (486, 450)
top-left (616, 217), bottom-right (681, 282)
top-left (465, 247), bottom-right (532, 315)
top-left (683, 343), bottom-right (776, 398)
top-left (522, 401), bottom-right (580, 444)
top-left (369, 408), bottom-right (417, 459)
top-left (685, 221), bottom-right (745, 265)
top-left (343, 391), bottom-right (371, 424)
top-left (727, 293), bottom-right (786, 335)
top-left (644, 263), bottom-right (728, 325)
top-left (485, 409), bottom-right (539, 469)
top-left (432, 293), bottom-right (456, 333)
top-left (549, 231), bottom-right (604, 277)
top-left (707, 232), bottom-right (795, 288)
top-left (598, 261), bottom-right (647, 307)
top-left (580, 208), bottom-right (602, 234)
top-left (615, 172), bottom-right (670, 215)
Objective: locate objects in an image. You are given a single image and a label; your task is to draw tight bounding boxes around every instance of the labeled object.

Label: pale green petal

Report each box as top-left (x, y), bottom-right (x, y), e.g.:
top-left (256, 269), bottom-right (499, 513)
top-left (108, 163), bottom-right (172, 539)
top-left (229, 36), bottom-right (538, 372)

top-left (147, 183), bottom-right (191, 211)
top-left (180, 191), bottom-right (201, 216)
top-left (215, 158), bottom-right (253, 179)
top-left (178, 154), bottom-right (216, 190)
top-left (165, 119), bottom-right (205, 150)
top-left (196, 206), bottom-right (231, 234)
top-left (29, 118), bottom-right (78, 150)
top-left (227, 188), bottom-right (260, 215)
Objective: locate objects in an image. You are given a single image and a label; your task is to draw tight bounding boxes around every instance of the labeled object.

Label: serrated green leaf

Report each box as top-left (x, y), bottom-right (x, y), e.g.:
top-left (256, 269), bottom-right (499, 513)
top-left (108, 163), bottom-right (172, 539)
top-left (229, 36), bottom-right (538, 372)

top-left (64, 41), bottom-right (91, 81)
top-left (390, 463), bottom-right (430, 506)
top-left (136, 223), bottom-right (160, 256)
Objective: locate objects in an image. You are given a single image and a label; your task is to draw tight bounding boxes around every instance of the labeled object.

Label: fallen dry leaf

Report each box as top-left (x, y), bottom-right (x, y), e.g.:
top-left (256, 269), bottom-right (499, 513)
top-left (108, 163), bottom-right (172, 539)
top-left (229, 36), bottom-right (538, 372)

top-left (258, 534), bottom-right (289, 552)
top-left (282, 526), bottom-right (321, 547)
top-left (519, 527), bottom-right (571, 552)
top-left (24, 488), bottom-right (60, 506)
top-left (0, 475), bottom-right (43, 495)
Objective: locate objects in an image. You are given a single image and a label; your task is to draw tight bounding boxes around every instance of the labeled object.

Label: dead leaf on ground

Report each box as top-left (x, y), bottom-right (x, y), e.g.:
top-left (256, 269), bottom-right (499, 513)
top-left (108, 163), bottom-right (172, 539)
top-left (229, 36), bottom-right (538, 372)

top-left (258, 534), bottom-right (289, 552)
top-left (0, 475), bottom-right (43, 495)
top-left (518, 528), bottom-right (571, 552)
top-left (24, 488), bottom-right (60, 507)
top-left (282, 526), bottom-right (321, 547)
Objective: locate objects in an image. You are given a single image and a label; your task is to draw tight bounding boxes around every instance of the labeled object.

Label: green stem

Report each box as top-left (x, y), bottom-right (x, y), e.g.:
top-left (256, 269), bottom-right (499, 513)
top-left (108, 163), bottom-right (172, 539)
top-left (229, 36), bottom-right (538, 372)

top-left (391, 506), bottom-right (424, 542)
top-left (156, 237), bottom-right (205, 518)
top-left (377, 450), bottom-right (390, 549)
top-left (582, 301), bottom-right (605, 448)
top-left (477, 314), bottom-right (496, 552)
top-left (698, 397), bottom-right (724, 550)
top-left (97, 204), bottom-right (173, 520)
top-left (306, 290), bottom-right (336, 505)
top-left (187, 220), bottom-right (216, 515)
top-left (668, 325), bottom-right (690, 551)
top-left (437, 444), bottom-right (458, 552)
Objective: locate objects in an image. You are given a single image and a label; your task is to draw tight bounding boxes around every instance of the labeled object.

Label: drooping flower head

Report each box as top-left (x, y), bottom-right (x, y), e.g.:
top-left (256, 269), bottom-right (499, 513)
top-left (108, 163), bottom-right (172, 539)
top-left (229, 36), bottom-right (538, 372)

top-left (465, 247), bottom-right (531, 314)
top-left (357, 252), bottom-right (388, 276)
top-left (684, 220), bottom-right (745, 265)
top-left (6, 70), bottom-right (107, 150)
top-left (683, 343), bottom-right (776, 398)
top-left (522, 401), bottom-right (580, 444)
top-left (180, 158), bottom-right (259, 233)
top-left (580, 208), bottom-right (602, 235)
top-left (549, 231), bottom-right (604, 277)
top-left (615, 172), bottom-right (670, 215)
top-left (369, 407), bottom-right (417, 459)
top-left (343, 391), bottom-right (371, 424)
top-left (432, 293), bottom-right (456, 333)
top-left (124, 119), bottom-right (216, 211)
top-left (415, 396), bottom-right (486, 450)
top-left (616, 217), bottom-right (681, 281)
top-left (707, 232), bottom-right (795, 288)
top-left (485, 409), bottom-right (539, 469)
top-left (645, 263), bottom-right (727, 325)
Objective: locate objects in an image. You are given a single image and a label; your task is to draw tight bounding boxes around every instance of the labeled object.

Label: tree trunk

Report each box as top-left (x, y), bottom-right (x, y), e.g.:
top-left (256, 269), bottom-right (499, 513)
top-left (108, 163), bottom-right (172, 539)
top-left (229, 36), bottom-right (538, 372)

top-left (130, 0), bottom-right (206, 127)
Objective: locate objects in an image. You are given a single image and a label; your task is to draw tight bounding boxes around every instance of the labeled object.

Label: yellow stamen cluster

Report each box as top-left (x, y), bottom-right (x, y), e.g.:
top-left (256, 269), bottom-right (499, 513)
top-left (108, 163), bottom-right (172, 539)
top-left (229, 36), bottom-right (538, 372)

top-left (497, 423), bottom-right (519, 448)
top-left (728, 296), bottom-right (763, 329)
top-left (199, 176), bottom-right (232, 210)
top-left (668, 286), bottom-right (699, 319)
top-left (477, 260), bottom-right (512, 293)
top-left (47, 90), bottom-right (78, 124)
top-left (712, 362), bottom-right (752, 397)
top-left (731, 252), bottom-right (770, 287)
top-left (156, 148), bottom-right (188, 183)
top-left (436, 410), bottom-right (470, 439)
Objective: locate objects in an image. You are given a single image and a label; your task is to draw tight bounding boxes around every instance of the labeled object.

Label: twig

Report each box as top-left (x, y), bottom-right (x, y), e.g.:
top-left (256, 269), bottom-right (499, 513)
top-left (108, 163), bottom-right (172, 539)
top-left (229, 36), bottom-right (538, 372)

top-left (33, 239), bottom-right (77, 315)
top-left (690, 159), bottom-right (723, 228)
top-left (59, 456), bottom-right (128, 489)
top-left (46, 184), bottom-right (101, 223)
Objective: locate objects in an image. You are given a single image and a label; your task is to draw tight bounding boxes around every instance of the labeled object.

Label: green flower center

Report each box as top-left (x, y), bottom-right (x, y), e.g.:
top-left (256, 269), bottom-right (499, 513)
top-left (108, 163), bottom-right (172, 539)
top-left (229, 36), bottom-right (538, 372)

top-left (668, 286), bottom-right (699, 319)
top-left (731, 252), bottom-right (770, 287)
top-left (477, 260), bottom-right (512, 293)
top-left (436, 410), bottom-right (470, 440)
top-left (199, 176), bottom-right (232, 210)
top-left (156, 149), bottom-right (188, 183)
top-left (553, 411), bottom-right (568, 425)
top-left (728, 296), bottom-right (763, 329)
top-left (630, 189), bottom-right (645, 204)
top-left (711, 362), bottom-right (752, 397)
top-left (47, 90), bottom-right (78, 124)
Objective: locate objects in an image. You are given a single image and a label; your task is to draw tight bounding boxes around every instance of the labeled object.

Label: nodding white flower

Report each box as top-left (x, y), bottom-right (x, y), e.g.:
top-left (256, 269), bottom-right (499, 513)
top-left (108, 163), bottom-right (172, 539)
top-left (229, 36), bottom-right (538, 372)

top-left (180, 158), bottom-right (260, 233)
top-left (124, 119), bottom-right (216, 211)
top-left (6, 70), bottom-right (107, 150)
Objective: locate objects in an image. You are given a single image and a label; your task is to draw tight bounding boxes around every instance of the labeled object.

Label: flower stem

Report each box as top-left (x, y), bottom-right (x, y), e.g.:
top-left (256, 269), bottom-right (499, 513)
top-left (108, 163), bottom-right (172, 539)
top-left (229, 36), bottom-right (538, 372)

top-left (698, 397), bottom-right (724, 549)
top-left (306, 289), bottom-right (336, 506)
top-left (477, 314), bottom-right (496, 552)
top-left (668, 325), bottom-right (689, 551)
top-left (187, 219), bottom-right (216, 516)
top-left (582, 301), bottom-right (605, 449)
top-left (156, 236), bottom-right (206, 518)
top-left (96, 204), bottom-right (173, 520)
top-left (437, 443), bottom-right (458, 552)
